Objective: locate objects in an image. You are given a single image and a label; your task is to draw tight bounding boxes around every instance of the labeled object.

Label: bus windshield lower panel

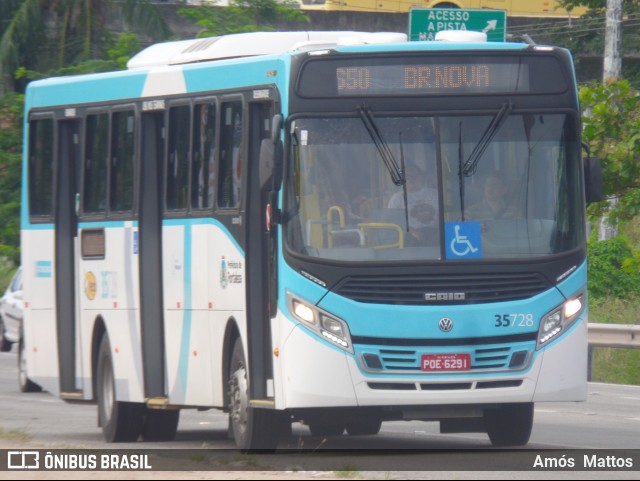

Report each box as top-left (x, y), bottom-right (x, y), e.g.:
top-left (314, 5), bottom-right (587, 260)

top-left (284, 114), bottom-right (583, 262)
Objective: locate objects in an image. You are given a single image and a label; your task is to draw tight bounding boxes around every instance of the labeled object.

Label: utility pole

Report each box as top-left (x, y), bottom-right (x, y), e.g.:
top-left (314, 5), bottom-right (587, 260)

top-left (599, 0), bottom-right (623, 240)
top-left (603, 0), bottom-right (623, 80)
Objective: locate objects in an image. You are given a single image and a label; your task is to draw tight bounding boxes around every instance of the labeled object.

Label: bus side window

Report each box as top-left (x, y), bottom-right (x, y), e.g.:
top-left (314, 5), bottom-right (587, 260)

top-left (28, 118), bottom-right (54, 219)
top-left (167, 105), bottom-right (191, 211)
top-left (192, 101), bottom-right (217, 210)
top-left (110, 110), bottom-right (135, 214)
top-left (84, 113), bottom-right (109, 215)
top-left (218, 101), bottom-right (243, 209)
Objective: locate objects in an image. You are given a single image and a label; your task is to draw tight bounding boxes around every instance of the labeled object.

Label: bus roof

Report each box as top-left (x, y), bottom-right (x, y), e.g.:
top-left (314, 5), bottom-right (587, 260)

top-left (126, 31), bottom-right (408, 69)
top-left (25, 32), bottom-right (537, 109)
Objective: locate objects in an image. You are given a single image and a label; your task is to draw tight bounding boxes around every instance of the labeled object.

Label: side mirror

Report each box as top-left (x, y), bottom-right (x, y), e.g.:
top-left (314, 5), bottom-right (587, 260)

top-left (582, 143), bottom-right (603, 203)
top-left (259, 114), bottom-right (283, 191)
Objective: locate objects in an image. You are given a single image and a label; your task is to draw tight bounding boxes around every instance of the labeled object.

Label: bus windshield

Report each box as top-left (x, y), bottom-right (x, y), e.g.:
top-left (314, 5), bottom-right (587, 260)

top-left (284, 113), bottom-right (584, 263)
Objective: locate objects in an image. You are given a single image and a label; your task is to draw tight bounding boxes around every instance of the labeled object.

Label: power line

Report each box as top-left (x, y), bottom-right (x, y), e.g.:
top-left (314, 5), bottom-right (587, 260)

top-left (303, 0), bottom-right (597, 16)
top-left (507, 12), bottom-right (640, 34)
top-left (303, 3), bottom-right (640, 38)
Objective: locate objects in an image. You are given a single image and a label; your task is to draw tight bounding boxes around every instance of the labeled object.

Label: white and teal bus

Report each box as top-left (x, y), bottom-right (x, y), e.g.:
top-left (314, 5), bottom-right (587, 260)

top-left (21, 30), bottom-right (600, 449)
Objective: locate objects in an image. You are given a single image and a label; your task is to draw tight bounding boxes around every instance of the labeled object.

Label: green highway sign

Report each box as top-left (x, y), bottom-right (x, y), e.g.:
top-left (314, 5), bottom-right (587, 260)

top-left (409, 8), bottom-right (507, 42)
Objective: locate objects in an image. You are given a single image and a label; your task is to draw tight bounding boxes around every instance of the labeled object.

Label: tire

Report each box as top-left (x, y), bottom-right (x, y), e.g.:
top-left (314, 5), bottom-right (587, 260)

top-left (18, 337), bottom-right (41, 393)
top-left (484, 403), bottom-right (534, 447)
top-left (141, 409), bottom-right (180, 442)
top-left (345, 417), bottom-right (382, 436)
top-left (96, 335), bottom-right (145, 442)
top-left (228, 338), bottom-right (281, 451)
top-left (0, 317), bottom-right (12, 352)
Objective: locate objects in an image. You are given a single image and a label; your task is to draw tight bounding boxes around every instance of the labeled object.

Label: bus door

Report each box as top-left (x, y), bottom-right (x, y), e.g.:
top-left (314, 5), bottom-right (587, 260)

top-left (246, 100), bottom-right (276, 401)
top-left (55, 119), bottom-right (81, 397)
top-left (138, 111), bottom-right (166, 399)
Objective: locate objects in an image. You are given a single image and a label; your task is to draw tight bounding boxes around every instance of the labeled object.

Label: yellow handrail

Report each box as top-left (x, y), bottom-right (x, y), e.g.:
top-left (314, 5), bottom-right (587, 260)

top-left (358, 222), bottom-right (405, 249)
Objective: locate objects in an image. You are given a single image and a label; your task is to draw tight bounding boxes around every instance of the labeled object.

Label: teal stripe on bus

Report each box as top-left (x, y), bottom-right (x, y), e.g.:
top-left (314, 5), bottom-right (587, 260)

top-left (25, 71), bottom-right (148, 108)
top-left (177, 223), bottom-right (193, 395)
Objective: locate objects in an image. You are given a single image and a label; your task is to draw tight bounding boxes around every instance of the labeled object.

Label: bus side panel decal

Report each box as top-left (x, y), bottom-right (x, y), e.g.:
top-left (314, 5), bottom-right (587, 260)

top-left (178, 223), bottom-right (193, 397)
top-left (142, 67), bottom-right (187, 98)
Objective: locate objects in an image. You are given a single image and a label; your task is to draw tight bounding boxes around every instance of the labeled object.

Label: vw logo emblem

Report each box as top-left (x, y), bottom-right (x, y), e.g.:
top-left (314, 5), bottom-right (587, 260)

top-left (438, 318), bottom-right (454, 332)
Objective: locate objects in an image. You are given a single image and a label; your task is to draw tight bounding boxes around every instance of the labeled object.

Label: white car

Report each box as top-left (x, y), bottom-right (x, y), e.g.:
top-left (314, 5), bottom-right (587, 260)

top-left (0, 266), bottom-right (41, 392)
top-left (0, 266), bottom-right (23, 351)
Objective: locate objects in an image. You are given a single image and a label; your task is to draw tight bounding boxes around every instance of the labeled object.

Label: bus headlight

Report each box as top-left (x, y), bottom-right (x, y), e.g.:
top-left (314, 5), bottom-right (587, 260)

top-left (292, 299), bottom-right (316, 324)
top-left (288, 293), bottom-right (353, 353)
top-left (537, 293), bottom-right (585, 349)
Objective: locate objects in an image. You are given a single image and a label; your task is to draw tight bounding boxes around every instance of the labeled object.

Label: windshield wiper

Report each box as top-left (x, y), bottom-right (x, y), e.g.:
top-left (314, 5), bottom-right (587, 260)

top-left (458, 121), bottom-right (466, 221)
top-left (358, 106), bottom-right (405, 186)
top-left (398, 132), bottom-right (410, 232)
top-left (462, 99), bottom-right (513, 177)
top-left (358, 106), bottom-right (410, 232)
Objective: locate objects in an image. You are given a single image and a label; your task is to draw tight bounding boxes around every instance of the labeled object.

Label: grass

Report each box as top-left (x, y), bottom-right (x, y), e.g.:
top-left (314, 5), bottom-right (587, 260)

top-left (589, 296), bottom-right (640, 325)
top-left (227, 453), bottom-right (260, 468)
top-left (591, 347), bottom-right (640, 385)
top-left (589, 296), bottom-right (640, 385)
top-left (189, 453), bottom-right (208, 463)
top-left (0, 427), bottom-right (32, 442)
top-left (334, 465), bottom-right (361, 478)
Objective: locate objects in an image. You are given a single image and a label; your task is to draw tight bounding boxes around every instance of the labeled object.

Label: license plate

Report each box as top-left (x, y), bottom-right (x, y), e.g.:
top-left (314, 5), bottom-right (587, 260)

top-left (421, 353), bottom-right (471, 372)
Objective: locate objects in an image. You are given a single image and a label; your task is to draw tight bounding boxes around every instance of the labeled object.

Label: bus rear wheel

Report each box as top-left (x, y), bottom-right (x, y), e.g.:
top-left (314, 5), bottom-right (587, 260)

top-left (484, 403), bottom-right (534, 447)
top-left (228, 338), bottom-right (281, 451)
top-left (97, 335), bottom-right (145, 442)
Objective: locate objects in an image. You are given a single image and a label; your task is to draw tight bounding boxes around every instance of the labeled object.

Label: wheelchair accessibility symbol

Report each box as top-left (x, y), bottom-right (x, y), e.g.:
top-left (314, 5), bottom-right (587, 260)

top-left (445, 222), bottom-right (482, 259)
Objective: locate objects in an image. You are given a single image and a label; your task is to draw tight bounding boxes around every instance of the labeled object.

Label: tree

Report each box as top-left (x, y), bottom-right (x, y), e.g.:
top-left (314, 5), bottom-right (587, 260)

top-left (178, 0), bottom-right (309, 37)
top-left (15, 31), bottom-right (143, 82)
top-left (555, 0), bottom-right (640, 82)
top-left (0, 0), bottom-right (170, 93)
top-left (561, 0), bottom-right (640, 14)
top-left (587, 235), bottom-right (640, 298)
top-left (580, 80), bottom-right (640, 221)
top-left (0, 92), bottom-right (24, 265)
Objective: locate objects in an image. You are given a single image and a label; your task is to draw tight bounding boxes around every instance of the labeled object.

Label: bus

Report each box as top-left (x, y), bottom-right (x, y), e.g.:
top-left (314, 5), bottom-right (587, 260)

top-left (21, 30), bottom-right (600, 450)
top-left (315, 0), bottom-right (588, 16)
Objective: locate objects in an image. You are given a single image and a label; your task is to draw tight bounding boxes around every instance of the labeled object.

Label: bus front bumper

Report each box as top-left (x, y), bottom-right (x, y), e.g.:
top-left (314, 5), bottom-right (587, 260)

top-left (278, 316), bottom-right (588, 409)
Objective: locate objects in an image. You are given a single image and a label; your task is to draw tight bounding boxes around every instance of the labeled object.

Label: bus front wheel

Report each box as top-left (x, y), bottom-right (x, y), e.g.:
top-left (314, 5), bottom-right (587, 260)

top-left (228, 338), bottom-right (281, 451)
top-left (97, 335), bottom-right (145, 442)
top-left (484, 403), bottom-right (534, 447)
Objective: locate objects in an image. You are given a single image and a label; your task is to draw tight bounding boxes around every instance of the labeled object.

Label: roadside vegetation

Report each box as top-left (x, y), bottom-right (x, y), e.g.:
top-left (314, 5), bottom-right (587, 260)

top-left (580, 80), bottom-right (640, 386)
top-left (0, 0), bottom-right (638, 385)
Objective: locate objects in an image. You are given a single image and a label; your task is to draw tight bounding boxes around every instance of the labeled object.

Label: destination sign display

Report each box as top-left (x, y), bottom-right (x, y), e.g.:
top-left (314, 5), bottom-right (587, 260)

top-left (296, 54), bottom-right (568, 98)
top-left (335, 62), bottom-right (529, 95)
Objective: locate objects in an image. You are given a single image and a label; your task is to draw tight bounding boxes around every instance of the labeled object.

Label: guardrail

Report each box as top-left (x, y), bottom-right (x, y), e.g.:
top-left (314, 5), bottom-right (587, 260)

top-left (588, 323), bottom-right (640, 349)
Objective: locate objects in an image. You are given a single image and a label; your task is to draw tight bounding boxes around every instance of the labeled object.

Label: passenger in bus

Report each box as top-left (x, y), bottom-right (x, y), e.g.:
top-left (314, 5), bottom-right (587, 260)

top-left (387, 164), bottom-right (438, 245)
top-left (467, 174), bottom-right (517, 220)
